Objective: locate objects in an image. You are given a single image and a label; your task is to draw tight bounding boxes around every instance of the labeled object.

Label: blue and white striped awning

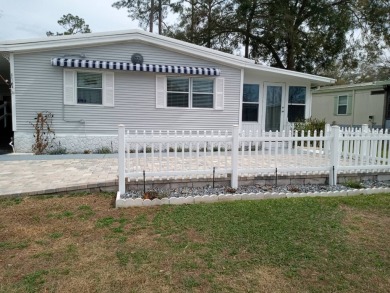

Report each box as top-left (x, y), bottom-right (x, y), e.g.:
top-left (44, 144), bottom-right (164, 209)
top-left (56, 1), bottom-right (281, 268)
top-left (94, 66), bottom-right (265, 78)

top-left (51, 58), bottom-right (221, 76)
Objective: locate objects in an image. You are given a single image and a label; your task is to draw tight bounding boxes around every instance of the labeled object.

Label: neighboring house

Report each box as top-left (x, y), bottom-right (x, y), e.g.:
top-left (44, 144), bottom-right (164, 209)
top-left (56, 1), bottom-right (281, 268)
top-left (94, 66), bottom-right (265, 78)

top-left (0, 29), bottom-right (334, 153)
top-left (312, 81), bottom-right (390, 129)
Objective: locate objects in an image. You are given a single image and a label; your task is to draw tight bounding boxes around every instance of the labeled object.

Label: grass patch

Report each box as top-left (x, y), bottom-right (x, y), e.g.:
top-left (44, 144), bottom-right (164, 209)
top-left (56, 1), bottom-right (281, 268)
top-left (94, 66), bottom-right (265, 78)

top-left (0, 197), bottom-right (22, 208)
top-left (0, 192), bottom-right (389, 292)
top-left (22, 270), bottom-right (48, 293)
top-left (344, 180), bottom-right (364, 189)
top-left (116, 250), bottom-right (130, 266)
top-left (0, 241), bottom-right (29, 250)
top-left (49, 232), bottom-right (63, 239)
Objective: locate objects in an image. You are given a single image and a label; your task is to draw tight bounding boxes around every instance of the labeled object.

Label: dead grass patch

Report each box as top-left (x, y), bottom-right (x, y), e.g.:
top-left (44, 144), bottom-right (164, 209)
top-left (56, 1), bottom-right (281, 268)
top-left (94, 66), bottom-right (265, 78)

top-left (342, 205), bottom-right (390, 257)
top-left (217, 266), bottom-right (302, 293)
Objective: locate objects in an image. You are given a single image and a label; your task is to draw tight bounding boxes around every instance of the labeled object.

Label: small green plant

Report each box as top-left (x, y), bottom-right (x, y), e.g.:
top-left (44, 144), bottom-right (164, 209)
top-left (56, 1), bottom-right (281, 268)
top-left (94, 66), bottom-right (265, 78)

top-left (344, 181), bottom-right (364, 189)
top-left (96, 217), bottom-right (115, 228)
top-left (96, 146), bottom-right (112, 154)
top-left (22, 270), bottom-right (48, 293)
top-left (49, 232), bottom-right (63, 239)
top-left (48, 142), bottom-right (67, 155)
top-left (293, 117), bottom-right (326, 147)
top-left (116, 250), bottom-right (130, 266)
top-left (294, 117), bottom-right (326, 135)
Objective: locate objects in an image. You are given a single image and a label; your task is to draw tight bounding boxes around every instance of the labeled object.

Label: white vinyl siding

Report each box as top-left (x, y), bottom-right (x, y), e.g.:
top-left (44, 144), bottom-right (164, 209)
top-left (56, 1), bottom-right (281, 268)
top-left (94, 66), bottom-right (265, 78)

top-left (13, 42), bottom-right (239, 134)
top-left (63, 69), bottom-right (114, 107)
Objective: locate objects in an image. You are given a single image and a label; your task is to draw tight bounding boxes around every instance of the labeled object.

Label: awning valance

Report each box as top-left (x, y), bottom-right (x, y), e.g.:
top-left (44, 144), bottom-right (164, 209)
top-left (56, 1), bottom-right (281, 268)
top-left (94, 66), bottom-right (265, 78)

top-left (51, 58), bottom-right (221, 76)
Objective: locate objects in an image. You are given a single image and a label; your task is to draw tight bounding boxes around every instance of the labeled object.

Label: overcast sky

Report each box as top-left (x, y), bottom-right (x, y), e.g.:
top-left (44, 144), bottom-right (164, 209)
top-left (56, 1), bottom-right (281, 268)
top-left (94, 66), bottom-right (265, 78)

top-left (0, 0), bottom-right (141, 41)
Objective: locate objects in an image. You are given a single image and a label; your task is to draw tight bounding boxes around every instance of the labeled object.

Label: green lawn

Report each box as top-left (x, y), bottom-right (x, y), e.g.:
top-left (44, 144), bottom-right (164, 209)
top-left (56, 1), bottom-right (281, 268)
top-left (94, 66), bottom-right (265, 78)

top-left (0, 193), bottom-right (389, 292)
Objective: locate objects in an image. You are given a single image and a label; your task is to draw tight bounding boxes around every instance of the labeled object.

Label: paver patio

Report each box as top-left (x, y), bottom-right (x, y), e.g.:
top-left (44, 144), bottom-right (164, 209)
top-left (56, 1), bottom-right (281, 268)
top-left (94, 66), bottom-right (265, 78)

top-left (0, 155), bottom-right (118, 196)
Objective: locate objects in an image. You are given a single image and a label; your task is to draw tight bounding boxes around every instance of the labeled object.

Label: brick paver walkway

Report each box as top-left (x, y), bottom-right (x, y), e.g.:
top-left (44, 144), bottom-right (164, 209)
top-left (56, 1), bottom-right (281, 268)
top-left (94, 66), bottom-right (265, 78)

top-left (0, 154), bottom-right (118, 196)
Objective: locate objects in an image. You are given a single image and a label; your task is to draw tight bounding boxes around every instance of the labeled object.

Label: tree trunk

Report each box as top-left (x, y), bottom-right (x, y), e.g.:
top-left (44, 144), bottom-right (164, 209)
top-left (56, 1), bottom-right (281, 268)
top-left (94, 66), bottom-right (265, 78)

top-left (244, 0), bottom-right (257, 58)
top-left (158, 0), bottom-right (162, 34)
top-left (150, 0), bottom-right (154, 33)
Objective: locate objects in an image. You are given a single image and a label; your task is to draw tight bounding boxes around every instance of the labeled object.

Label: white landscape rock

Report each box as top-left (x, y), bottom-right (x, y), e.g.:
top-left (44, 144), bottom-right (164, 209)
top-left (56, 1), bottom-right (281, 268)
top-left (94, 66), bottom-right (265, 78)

top-left (116, 182), bottom-right (390, 208)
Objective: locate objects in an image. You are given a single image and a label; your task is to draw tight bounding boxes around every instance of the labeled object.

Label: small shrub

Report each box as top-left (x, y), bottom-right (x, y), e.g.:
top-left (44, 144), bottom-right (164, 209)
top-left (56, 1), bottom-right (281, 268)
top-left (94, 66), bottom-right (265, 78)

top-left (84, 149), bottom-right (92, 154)
top-left (294, 117), bottom-right (326, 147)
top-left (294, 117), bottom-right (326, 135)
top-left (287, 185), bottom-right (301, 193)
top-left (96, 147), bottom-right (112, 154)
top-left (48, 146), bottom-right (67, 155)
top-left (225, 187), bottom-right (236, 194)
top-left (169, 147), bottom-right (188, 152)
top-left (213, 146), bottom-right (225, 152)
top-left (143, 191), bottom-right (159, 200)
top-left (344, 181), bottom-right (363, 189)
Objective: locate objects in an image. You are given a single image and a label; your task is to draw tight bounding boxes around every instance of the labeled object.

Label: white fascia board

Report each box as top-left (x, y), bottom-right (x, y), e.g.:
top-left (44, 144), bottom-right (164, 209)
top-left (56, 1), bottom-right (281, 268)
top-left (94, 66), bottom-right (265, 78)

top-left (243, 63), bottom-right (336, 85)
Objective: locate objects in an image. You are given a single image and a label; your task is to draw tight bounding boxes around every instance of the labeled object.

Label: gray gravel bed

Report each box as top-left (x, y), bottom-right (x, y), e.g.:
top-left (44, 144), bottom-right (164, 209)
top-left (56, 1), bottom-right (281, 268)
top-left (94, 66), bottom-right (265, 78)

top-left (122, 180), bottom-right (390, 199)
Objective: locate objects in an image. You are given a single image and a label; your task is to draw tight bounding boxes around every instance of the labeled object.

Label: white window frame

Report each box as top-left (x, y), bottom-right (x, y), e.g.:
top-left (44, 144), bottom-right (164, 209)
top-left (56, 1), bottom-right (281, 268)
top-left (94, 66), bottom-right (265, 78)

top-left (166, 76), bottom-right (215, 109)
top-left (242, 84), bottom-right (260, 122)
top-left (63, 69), bottom-right (114, 107)
top-left (287, 85), bottom-right (307, 122)
top-left (76, 71), bottom-right (103, 105)
top-left (156, 74), bottom-right (225, 111)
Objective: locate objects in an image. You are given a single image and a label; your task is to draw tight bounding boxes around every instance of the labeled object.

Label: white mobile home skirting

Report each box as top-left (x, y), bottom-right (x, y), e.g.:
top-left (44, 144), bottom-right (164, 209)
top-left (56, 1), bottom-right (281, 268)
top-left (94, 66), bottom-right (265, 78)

top-left (14, 132), bottom-right (118, 153)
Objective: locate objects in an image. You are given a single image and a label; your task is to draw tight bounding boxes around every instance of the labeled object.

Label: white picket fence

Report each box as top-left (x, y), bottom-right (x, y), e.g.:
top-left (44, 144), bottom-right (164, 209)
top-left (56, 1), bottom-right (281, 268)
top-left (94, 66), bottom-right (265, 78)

top-left (118, 124), bottom-right (390, 195)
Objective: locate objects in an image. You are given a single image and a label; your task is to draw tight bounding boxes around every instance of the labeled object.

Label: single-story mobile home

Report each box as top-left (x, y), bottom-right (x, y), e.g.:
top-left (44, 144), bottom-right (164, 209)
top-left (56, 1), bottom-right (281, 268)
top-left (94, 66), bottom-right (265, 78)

top-left (312, 81), bottom-right (390, 129)
top-left (0, 29), bottom-right (334, 153)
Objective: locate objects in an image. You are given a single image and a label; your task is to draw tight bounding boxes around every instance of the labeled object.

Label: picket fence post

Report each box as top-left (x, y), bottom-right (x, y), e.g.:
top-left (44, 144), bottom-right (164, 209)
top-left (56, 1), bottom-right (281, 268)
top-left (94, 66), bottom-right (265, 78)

top-left (361, 124), bottom-right (369, 165)
top-left (329, 125), bottom-right (340, 185)
top-left (231, 125), bottom-right (239, 188)
top-left (324, 123), bottom-right (331, 156)
top-left (118, 124), bottom-right (126, 195)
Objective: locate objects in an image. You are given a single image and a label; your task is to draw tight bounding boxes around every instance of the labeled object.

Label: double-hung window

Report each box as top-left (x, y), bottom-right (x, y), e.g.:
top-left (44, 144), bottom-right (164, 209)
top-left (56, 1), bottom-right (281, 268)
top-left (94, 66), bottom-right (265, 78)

top-left (63, 69), bottom-right (114, 107)
top-left (167, 77), bottom-right (214, 108)
top-left (77, 72), bottom-right (103, 105)
top-left (333, 95), bottom-right (352, 116)
top-left (288, 86), bottom-right (306, 122)
top-left (337, 95), bottom-right (348, 115)
top-left (242, 84), bottom-right (260, 121)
